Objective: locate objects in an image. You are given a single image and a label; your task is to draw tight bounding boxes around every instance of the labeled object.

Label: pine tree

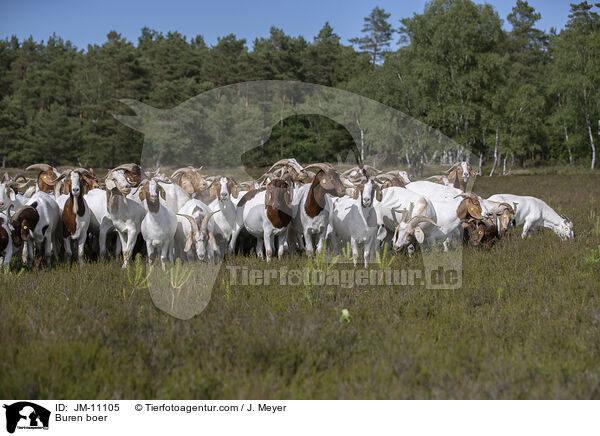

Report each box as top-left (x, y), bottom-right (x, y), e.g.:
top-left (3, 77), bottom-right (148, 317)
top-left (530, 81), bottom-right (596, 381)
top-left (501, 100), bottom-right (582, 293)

top-left (350, 7), bottom-right (394, 66)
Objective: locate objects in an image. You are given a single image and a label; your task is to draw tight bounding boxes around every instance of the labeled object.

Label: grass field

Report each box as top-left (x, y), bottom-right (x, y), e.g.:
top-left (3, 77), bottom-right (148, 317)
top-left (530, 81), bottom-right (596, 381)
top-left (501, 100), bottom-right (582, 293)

top-left (1, 172), bottom-right (599, 399)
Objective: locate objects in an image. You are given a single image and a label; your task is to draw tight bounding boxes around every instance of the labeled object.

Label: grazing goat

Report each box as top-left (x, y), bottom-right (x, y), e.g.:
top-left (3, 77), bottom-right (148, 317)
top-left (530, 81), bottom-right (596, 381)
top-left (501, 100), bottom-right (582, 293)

top-left (229, 178), bottom-right (294, 262)
top-left (487, 194), bottom-right (574, 239)
top-left (140, 179), bottom-right (178, 270)
top-left (330, 170), bottom-right (382, 267)
top-left (423, 194), bottom-right (484, 251)
top-left (462, 218), bottom-right (500, 249)
top-left (374, 186), bottom-right (436, 250)
top-left (175, 211), bottom-right (219, 262)
top-left (390, 201), bottom-right (439, 253)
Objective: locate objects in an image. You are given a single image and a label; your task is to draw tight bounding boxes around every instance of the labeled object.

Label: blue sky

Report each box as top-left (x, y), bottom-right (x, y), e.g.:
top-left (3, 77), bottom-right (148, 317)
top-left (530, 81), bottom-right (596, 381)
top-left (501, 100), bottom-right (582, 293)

top-left (0, 0), bottom-right (572, 50)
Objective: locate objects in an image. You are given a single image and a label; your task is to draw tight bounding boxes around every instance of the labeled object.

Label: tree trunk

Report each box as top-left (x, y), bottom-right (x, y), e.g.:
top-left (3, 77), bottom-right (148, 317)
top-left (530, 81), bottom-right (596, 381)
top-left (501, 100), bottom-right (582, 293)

top-left (564, 124), bottom-right (573, 166)
top-left (478, 153), bottom-right (483, 176)
top-left (502, 154), bottom-right (507, 175)
top-left (583, 89), bottom-right (596, 170)
top-left (489, 126), bottom-right (499, 177)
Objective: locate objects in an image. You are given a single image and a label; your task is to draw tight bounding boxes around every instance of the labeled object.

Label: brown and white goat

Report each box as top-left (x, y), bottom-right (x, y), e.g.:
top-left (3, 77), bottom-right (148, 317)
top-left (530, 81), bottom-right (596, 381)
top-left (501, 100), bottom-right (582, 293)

top-left (172, 166), bottom-right (209, 197)
top-left (290, 163), bottom-right (346, 256)
top-left (462, 217), bottom-right (500, 249)
top-left (26, 163), bottom-right (63, 196)
top-left (61, 169), bottom-right (94, 264)
top-left (229, 178), bottom-right (294, 261)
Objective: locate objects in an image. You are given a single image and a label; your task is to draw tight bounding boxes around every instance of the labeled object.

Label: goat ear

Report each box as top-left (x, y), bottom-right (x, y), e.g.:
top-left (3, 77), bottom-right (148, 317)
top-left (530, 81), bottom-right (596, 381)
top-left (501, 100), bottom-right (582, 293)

top-left (352, 187), bottom-right (360, 200)
top-left (230, 181), bottom-right (239, 198)
top-left (159, 184), bottom-right (166, 200)
top-left (208, 232), bottom-right (218, 252)
top-left (7, 187), bottom-right (15, 201)
top-left (184, 233), bottom-right (193, 252)
top-left (375, 186), bottom-right (382, 202)
top-left (209, 181), bottom-right (218, 199)
top-left (414, 227), bottom-right (425, 244)
top-left (265, 186), bottom-right (271, 209)
top-left (139, 186), bottom-right (146, 201)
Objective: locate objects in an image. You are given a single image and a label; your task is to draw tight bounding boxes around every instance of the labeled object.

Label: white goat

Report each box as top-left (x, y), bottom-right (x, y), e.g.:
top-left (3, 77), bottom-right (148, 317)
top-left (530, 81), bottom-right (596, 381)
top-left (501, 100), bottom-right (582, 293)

top-left (140, 179), bottom-right (178, 270)
top-left (330, 172), bottom-right (382, 267)
top-left (0, 209), bottom-right (13, 270)
top-left (207, 176), bottom-right (239, 257)
top-left (487, 194), bottom-right (573, 239)
top-left (421, 194), bottom-right (484, 250)
top-left (105, 180), bottom-right (146, 268)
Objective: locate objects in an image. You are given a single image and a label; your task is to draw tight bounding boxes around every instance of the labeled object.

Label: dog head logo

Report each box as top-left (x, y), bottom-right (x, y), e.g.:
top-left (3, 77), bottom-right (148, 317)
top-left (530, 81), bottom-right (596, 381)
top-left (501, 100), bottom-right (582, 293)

top-left (3, 402), bottom-right (50, 433)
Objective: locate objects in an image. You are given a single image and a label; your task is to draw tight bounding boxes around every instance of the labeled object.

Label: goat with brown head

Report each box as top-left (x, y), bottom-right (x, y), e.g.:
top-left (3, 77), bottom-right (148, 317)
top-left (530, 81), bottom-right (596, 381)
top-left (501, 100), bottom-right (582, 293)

top-left (10, 204), bottom-right (39, 247)
top-left (492, 202), bottom-right (517, 235)
top-left (139, 179), bottom-right (166, 213)
top-left (106, 163), bottom-right (146, 195)
top-left (172, 167), bottom-right (208, 196)
top-left (462, 218), bottom-right (499, 249)
top-left (455, 193), bottom-right (484, 221)
top-left (303, 163), bottom-right (346, 218)
top-left (209, 176), bottom-right (239, 202)
top-left (61, 169), bottom-right (93, 239)
top-left (446, 162), bottom-right (476, 191)
top-left (377, 172), bottom-right (406, 189)
top-left (26, 164), bottom-right (64, 194)
top-left (265, 178), bottom-right (293, 228)
top-left (351, 169), bottom-right (382, 208)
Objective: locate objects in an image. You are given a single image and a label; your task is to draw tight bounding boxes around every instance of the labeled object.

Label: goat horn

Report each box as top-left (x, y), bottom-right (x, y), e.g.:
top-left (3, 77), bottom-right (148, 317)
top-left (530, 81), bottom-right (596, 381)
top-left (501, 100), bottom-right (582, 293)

top-left (407, 215), bottom-right (438, 229)
top-left (445, 162), bottom-right (460, 174)
top-left (200, 210), bottom-right (220, 235)
top-left (268, 159), bottom-right (296, 173)
top-left (74, 168), bottom-right (94, 178)
top-left (362, 164), bottom-right (381, 174)
top-left (454, 193), bottom-right (476, 199)
top-left (113, 163), bottom-right (140, 172)
top-left (178, 213), bottom-right (199, 236)
top-left (26, 163), bottom-right (54, 172)
top-left (171, 167), bottom-right (194, 179)
top-left (376, 173), bottom-right (397, 181)
top-left (304, 163), bottom-right (333, 173)
top-left (392, 207), bottom-right (410, 223)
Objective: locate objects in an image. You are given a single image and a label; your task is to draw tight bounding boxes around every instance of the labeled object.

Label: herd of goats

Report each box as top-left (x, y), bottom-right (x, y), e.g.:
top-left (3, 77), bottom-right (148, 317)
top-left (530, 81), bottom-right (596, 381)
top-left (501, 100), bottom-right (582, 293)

top-left (0, 158), bottom-right (574, 271)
